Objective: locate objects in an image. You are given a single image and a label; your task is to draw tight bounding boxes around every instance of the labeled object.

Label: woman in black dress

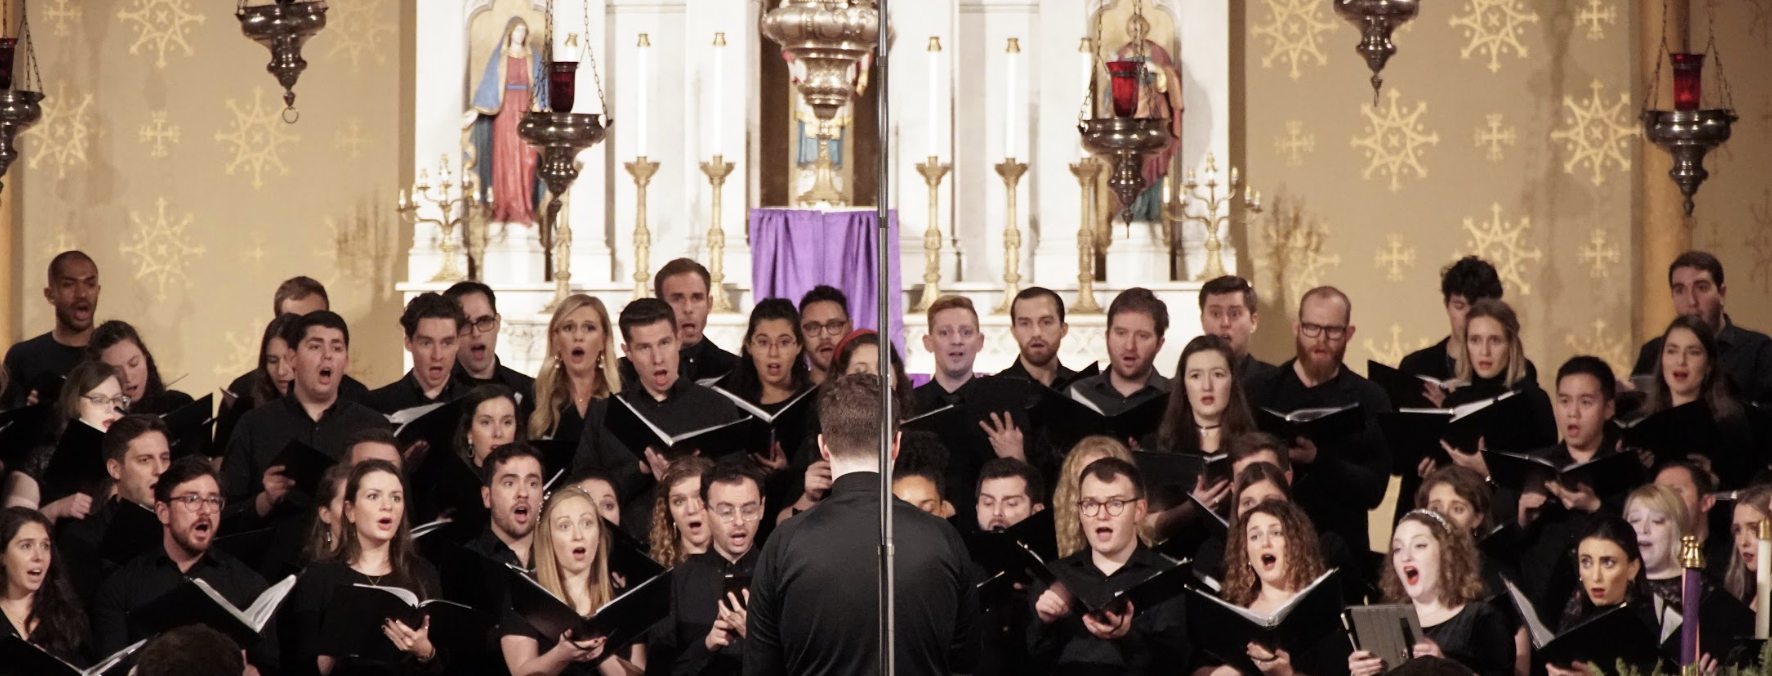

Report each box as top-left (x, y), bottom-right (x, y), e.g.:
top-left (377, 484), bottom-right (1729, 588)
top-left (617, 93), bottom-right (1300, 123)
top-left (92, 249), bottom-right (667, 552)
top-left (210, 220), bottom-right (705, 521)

top-left (1147, 335), bottom-right (1254, 541)
top-left (1432, 298), bottom-right (1558, 477)
top-left (1548, 516), bottom-right (1665, 676)
top-left (528, 294), bottom-right (621, 451)
top-left (500, 485), bottom-right (644, 676)
top-left (85, 320), bottom-right (194, 416)
top-left (1640, 315), bottom-right (1758, 488)
top-left (1349, 509), bottom-right (1513, 676)
top-left (0, 507), bottom-right (88, 665)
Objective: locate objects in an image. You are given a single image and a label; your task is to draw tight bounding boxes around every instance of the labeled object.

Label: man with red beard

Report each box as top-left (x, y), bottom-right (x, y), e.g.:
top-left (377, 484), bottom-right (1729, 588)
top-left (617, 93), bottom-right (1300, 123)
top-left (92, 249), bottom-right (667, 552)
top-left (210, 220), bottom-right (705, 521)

top-left (93, 456), bottom-right (281, 674)
top-left (221, 312), bottom-right (387, 530)
top-left (1246, 286), bottom-right (1392, 559)
top-left (366, 292), bottom-right (474, 414)
top-left (3, 251), bottom-right (100, 407)
top-left (797, 285), bottom-right (852, 386)
top-left (652, 460), bottom-right (766, 676)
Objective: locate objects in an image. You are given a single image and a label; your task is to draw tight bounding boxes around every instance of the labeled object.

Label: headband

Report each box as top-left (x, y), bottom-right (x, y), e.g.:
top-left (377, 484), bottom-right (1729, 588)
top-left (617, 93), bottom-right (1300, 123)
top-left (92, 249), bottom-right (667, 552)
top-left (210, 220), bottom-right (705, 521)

top-left (1405, 508), bottom-right (1454, 533)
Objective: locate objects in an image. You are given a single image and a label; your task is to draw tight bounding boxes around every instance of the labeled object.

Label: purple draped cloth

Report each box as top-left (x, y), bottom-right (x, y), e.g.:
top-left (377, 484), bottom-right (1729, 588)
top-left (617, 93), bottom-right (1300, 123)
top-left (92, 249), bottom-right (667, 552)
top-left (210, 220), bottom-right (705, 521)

top-left (750, 208), bottom-right (903, 351)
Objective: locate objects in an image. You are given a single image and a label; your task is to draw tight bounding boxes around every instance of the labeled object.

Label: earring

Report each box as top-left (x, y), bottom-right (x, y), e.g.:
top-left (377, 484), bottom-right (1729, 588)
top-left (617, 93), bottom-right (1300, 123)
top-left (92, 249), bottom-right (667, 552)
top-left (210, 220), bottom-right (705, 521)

top-left (325, 530), bottom-right (333, 544)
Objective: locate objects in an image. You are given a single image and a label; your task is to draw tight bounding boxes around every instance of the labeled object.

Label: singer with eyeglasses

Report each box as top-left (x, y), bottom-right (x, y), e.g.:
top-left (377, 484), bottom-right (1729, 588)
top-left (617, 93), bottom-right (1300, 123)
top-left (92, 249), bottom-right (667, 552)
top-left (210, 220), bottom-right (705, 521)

top-left (649, 460), bottom-right (766, 676)
top-left (92, 455), bottom-right (281, 674)
top-left (2, 361), bottom-right (129, 521)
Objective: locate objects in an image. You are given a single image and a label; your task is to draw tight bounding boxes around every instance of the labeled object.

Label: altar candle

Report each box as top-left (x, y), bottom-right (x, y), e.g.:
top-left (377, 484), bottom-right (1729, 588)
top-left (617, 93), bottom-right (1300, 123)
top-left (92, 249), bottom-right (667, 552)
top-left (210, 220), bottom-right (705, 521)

top-left (712, 33), bottom-right (726, 157)
top-left (1671, 53), bottom-right (1704, 112)
top-left (1004, 38), bottom-right (1019, 159)
top-left (927, 37), bottom-right (941, 159)
top-left (1078, 38), bottom-right (1091, 161)
top-left (636, 33), bottom-right (650, 157)
top-left (1680, 535), bottom-right (1703, 665)
top-left (1757, 521), bottom-right (1770, 638)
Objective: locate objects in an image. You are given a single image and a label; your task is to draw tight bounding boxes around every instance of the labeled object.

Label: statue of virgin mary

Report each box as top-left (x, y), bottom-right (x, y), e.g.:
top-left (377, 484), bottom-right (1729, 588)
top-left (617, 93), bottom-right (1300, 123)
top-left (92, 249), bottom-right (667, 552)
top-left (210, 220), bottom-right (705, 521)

top-left (464, 17), bottom-right (549, 227)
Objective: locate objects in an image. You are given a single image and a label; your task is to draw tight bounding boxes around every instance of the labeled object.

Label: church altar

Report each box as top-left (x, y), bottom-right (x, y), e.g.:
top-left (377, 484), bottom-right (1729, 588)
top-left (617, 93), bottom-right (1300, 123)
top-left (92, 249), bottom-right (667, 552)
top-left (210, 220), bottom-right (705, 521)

top-left (397, 0), bottom-right (1233, 378)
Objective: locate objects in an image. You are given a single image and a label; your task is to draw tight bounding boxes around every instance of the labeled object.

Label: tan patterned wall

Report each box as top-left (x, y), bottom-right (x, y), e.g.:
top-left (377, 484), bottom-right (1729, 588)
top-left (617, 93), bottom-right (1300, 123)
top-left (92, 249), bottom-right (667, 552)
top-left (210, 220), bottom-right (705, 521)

top-left (1240, 0), bottom-right (1644, 385)
top-left (12, 0), bottom-right (408, 393)
top-left (1689, 0), bottom-right (1772, 335)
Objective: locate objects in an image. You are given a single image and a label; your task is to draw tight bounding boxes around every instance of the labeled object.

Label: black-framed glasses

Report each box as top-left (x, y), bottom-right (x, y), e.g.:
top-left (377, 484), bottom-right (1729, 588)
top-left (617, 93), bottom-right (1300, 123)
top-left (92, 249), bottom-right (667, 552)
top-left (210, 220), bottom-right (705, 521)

top-left (1299, 322), bottom-right (1348, 340)
top-left (713, 504), bottom-right (764, 523)
top-left (800, 320), bottom-right (850, 337)
top-left (1077, 498), bottom-right (1135, 518)
top-left (167, 494), bottom-right (224, 512)
top-left (467, 315), bottom-right (499, 334)
top-left (84, 394), bottom-right (132, 409)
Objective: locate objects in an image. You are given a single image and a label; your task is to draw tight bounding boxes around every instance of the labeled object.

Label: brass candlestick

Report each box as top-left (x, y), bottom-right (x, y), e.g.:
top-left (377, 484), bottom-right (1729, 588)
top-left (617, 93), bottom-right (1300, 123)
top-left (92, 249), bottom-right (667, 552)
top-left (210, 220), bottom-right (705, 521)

top-left (1174, 153), bottom-right (1261, 281)
top-left (397, 155), bottom-right (486, 283)
top-left (465, 212), bottom-right (489, 282)
top-left (700, 154), bottom-right (738, 313)
top-left (1069, 157), bottom-right (1104, 313)
top-left (546, 196), bottom-right (574, 311)
top-left (912, 156), bottom-right (953, 312)
top-left (624, 157), bottom-right (660, 299)
top-left (992, 159), bottom-right (1029, 314)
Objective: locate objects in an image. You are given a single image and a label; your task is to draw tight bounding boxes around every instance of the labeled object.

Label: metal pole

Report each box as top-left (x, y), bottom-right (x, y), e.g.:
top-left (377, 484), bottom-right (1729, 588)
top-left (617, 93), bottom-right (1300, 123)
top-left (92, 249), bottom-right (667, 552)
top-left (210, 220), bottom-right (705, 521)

top-left (874, 0), bottom-right (896, 673)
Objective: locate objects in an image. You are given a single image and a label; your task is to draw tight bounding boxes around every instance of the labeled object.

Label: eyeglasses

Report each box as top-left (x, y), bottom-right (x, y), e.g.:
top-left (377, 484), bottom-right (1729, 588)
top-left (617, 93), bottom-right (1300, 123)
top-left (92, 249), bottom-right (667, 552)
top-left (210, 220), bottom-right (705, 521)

top-left (1298, 322), bottom-right (1348, 340)
top-left (800, 320), bottom-right (851, 337)
top-left (84, 394), bottom-right (132, 409)
top-left (167, 494), bottom-right (224, 512)
top-left (467, 315), bottom-right (499, 334)
top-left (713, 504), bottom-right (764, 523)
top-left (748, 336), bottom-right (799, 353)
top-left (1077, 498), bottom-right (1137, 518)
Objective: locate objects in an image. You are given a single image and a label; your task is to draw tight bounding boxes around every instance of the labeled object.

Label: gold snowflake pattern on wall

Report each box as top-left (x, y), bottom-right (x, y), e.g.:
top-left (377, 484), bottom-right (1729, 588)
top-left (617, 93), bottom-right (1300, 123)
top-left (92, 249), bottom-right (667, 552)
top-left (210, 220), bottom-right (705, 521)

top-left (1374, 234), bottom-right (1416, 282)
top-left (1274, 120), bottom-right (1316, 167)
top-left (1458, 203), bottom-right (1542, 295)
top-left (336, 119), bottom-right (371, 159)
top-left (1251, 0), bottom-right (1336, 81)
top-left (119, 197), bottom-right (207, 302)
top-left (21, 80), bottom-right (94, 179)
top-left (40, 233), bottom-right (79, 260)
top-left (139, 110), bottom-right (180, 158)
top-left (1564, 319), bottom-right (1631, 378)
top-left (1747, 0), bottom-right (1772, 45)
top-left (1577, 0), bottom-right (1617, 41)
top-left (116, 0), bottom-right (207, 69)
top-left (213, 318), bottom-right (262, 379)
top-left (1580, 228), bottom-right (1620, 279)
top-left (1363, 324), bottom-right (1435, 367)
top-left (1350, 90), bottom-right (1441, 192)
top-left (326, 0), bottom-right (396, 71)
top-left (1262, 202), bottom-right (1342, 303)
top-left (215, 88), bottom-right (300, 189)
top-left (1748, 189), bottom-right (1772, 293)
top-left (1474, 113), bottom-right (1516, 162)
top-left (44, 0), bottom-right (82, 36)
top-left (1549, 80), bottom-right (1637, 187)
top-left (241, 234), bottom-right (268, 273)
top-left (1447, 0), bottom-right (1539, 73)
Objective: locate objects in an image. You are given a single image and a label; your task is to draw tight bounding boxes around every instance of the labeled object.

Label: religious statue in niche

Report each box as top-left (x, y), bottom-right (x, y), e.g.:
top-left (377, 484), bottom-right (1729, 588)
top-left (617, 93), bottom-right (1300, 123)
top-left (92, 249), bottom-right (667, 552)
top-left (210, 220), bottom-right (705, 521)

top-left (1115, 13), bottom-right (1184, 222)
top-left (463, 16), bottom-right (549, 227)
top-left (782, 50), bottom-right (872, 205)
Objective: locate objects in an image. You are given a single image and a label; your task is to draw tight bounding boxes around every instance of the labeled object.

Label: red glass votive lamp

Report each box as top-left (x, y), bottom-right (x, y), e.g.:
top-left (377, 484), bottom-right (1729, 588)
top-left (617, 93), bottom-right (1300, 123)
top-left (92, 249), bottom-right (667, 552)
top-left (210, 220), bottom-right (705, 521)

top-left (0, 39), bottom-right (17, 91)
top-left (1107, 61), bottom-right (1141, 117)
top-left (548, 61), bottom-right (578, 113)
top-left (1670, 53), bottom-right (1704, 112)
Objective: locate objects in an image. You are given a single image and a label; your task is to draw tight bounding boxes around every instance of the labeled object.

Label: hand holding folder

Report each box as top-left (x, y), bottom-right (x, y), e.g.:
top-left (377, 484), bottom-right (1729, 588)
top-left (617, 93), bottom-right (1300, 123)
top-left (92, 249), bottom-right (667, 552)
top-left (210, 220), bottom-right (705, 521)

top-left (505, 564), bottom-right (671, 653)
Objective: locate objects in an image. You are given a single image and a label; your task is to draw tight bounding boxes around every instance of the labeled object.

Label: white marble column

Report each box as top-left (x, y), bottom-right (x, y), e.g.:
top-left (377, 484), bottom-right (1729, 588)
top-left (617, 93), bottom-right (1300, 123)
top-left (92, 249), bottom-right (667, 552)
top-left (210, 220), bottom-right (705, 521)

top-left (408, 6), bottom-right (470, 285)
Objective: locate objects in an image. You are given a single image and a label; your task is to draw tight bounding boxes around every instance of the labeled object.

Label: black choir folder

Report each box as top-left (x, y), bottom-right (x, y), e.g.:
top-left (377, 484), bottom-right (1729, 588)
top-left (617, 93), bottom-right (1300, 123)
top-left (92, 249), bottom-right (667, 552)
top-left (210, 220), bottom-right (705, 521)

top-left (321, 584), bottom-right (489, 656)
top-left (42, 419), bottom-right (107, 496)
top-left (1058, 555), bottom-right (1195, 615)
top-left (711, 385), bottom-right (820, 457)
top-left (1367, 361), bottom-right (1466, 410)
top-left (1185, 570), bottom-right (1344, 676)
top-left (1618, 400), bottom-right (1724, 463)
top-left (390, 400), bottom-right (463, 456)
top-left (1033, 388), bottom-right (1166, 451)
top-left (1132, 450), bottom-right (1231, 492)
top-left (131, 574), bottom-right (298, 647)
top-left (0, 635), bottom-right (145, 676)
top-left (268, 439), bottom-right (339, 494)
top-left (1382, 391), bottom-right (1533, 472)
top-left (606, 396), bottom-right (750, 460)
top-left (506, 564), bottom-right (670, 651)
top-left (1482, 448), bottom-right (1643, 498)
top-left (1504, 578), bottom-right (1662, 670)
top-left (965, 510), bottom-right (1059, 584)
top-left (98, 500), bottom-right (163, 564)
top-left (159, 393), bottom-right (216, 459)
top-left (1254, 405), bottom-right (1364, 443)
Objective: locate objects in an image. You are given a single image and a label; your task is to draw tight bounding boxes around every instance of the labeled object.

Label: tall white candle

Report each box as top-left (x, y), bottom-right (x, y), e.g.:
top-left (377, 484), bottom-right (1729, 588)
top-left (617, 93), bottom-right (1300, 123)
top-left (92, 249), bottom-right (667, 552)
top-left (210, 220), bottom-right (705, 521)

top-left (636, 33), bottom-right (650, 157)
top-left (1078, 38), bottom-right (1092, 161)
top-left (1004, 38), bottom-right (1019, 159)
top-left (1757, 521), bottom-right (1770, 638)
top-left (711, 32), bottom-right (726, 157)
top-left (927, 37), bottom-right (941, 159)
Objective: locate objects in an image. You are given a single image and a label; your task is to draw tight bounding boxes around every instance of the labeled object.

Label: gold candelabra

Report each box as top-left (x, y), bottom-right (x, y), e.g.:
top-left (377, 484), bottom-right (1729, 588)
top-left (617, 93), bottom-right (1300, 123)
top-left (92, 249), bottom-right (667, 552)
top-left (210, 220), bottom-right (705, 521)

top-left (1169, 153), bottom-right (1261, 281)
top-left (700, 154), bottom-right (738, 313)
top-left (624, 157), bottom-right (660, 299)
top-left (1069, 157), bottom-right (1104, 313)
top-left (912, 157), bottom-right (952, 312)
top-left (992, 159), bottom-right (1029, 314)
top-left (546, 194), bottom-right (573, 311)
top-left (397, 155), bottom-right (486, 283)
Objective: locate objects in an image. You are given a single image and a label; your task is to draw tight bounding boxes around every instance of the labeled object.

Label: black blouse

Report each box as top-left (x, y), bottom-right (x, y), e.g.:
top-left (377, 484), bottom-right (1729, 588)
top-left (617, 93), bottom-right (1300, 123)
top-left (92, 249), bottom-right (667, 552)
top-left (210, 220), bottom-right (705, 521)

top-left (1421, 602), bottom-right (1514, 676)
top-left (286, 559), bottom-right (445, 676)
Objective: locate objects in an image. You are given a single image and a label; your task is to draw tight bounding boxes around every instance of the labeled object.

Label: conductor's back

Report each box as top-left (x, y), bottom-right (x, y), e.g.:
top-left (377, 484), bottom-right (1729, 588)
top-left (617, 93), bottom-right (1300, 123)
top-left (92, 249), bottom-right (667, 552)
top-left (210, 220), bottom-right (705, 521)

top-left (744, 374), bottom-right (980, 676)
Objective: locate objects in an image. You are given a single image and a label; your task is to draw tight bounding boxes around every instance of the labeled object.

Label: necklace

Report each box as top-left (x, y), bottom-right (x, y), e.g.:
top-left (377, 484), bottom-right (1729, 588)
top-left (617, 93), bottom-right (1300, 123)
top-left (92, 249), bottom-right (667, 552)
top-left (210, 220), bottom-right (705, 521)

top-left (365, 573), bottom-right (386, 586)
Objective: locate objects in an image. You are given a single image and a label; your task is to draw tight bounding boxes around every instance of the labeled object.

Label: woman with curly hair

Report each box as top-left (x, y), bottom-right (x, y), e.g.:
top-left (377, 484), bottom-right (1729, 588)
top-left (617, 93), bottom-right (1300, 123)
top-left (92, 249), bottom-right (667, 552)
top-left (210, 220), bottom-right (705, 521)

top-left (648, 456), bottom-right (713, 566)
top-left (1349, 510), bottom-right (1512, 676)
top-left (0, 507), bottom-right (89, 665)
top-left (1053, 436), bottom-right (1137, 558)
top-left (1194, 500), bottom-right (1345, 676)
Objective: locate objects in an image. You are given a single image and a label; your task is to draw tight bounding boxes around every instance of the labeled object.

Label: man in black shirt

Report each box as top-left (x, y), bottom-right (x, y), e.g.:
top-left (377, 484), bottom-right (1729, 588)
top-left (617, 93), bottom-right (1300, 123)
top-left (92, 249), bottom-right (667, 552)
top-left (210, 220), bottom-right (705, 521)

top-left (619, 259), bottom-right (741, 388)
top-left (998, 287), bottom-right (1087, 391)
top-left (1247, 286), bottom-right (1392, 558)
top-left (653, 461), bottom-right (764, 676)
top-left (3, 251), bottom-right (99, 407)
top-left (92, 456), bottom-right (280, 673)
top-left (1031, 457), bottom-right (1188, 675)
top-left (1631, 251), bottom-right (1772, 403)
top-left (1067, 288), bottom-right (1172, 448)
top-left (970, 458), bottom-right (1046, 676)
top-left (444, 281), bottom-right (537, 402)
top-left (59, 415), bottom-right (172, 599)
top-left (1200, 276), bottom-right (1279, 391)
top-left (366, 292), bottom-right (473, 414)
top-left (464, 442), bottom-right (542, 569)
top-left (914, 295), bottom-right (1029, 526)
top-left (746, 373), bottom-right (980, 676)
top-left (223, 276), bottom-right (372, 403)
top-left (221, 311), bottom-right (388, 530)
top-left (798, 285), bottom-right (853, 386)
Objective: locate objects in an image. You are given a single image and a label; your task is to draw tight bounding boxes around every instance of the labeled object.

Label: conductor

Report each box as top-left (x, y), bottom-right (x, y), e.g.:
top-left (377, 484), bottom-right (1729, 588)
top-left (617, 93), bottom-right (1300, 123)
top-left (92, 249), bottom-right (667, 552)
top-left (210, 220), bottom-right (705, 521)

top-left (744, 373), bottom-right (981, 676)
